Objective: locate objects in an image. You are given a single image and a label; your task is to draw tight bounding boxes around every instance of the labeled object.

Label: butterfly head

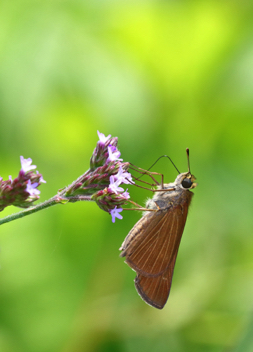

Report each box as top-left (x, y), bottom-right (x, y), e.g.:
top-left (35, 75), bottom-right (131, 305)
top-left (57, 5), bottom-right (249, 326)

top-left (174, 172), bottom-right (197, 191)
top-left (173, 149), bottom-right (197, 191)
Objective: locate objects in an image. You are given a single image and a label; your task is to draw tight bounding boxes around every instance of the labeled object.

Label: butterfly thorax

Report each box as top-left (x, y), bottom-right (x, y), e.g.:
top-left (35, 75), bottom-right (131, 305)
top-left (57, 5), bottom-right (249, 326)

top-left (145, 172), bottom-right (196, 212)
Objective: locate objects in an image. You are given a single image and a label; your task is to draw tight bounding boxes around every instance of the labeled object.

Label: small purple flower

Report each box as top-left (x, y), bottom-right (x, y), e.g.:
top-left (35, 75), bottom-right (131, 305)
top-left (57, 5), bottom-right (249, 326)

top-left (107, 145), bottom-right (123, 163)
top-left (113, 166), bottom-right (134, 185)
top-left (39, 176), bottom-right (46, 183)
top-left (108, 176), bottom-right (124, 194)
top-left (36, 171), bottom-right (46, 183)
top-left (20, 156), bottom-right (36, 173)
top-left (122, 189), bottom-right (130, 199)
top-left (26, 180), bottom-right (40, 196)
top-left (110, 206), bottom-right (123, 223)
top-left (97, 131), bottom-right (111, 145)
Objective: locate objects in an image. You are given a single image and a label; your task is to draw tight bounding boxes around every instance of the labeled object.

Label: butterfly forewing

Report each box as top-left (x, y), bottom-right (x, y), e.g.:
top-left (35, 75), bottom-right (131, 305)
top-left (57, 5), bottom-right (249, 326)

top-left (120, 209), bottom-right (168, 257)
top-left (120, 200), bottom-right (191, 277)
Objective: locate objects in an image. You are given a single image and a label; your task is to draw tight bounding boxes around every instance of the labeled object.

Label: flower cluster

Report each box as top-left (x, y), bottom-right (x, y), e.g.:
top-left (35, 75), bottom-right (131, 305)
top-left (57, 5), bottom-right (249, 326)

top-left (0, 132), bottom-right (134, 223)
top-left (90, 132), bottom-right (120, 170)
top-left (64, 131), bottom-right (134, 222)
top-left (92, 165), bottom-right (133, 222)
top-left (0, 156), bottom-right (46, 211)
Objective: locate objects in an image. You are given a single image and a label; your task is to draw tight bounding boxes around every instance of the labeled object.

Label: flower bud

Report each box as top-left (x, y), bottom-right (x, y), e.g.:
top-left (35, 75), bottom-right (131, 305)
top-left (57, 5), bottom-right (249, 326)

top-left (92, 188), bottom-right (129, 212)
top-left (90, 131), bottom-right (119, 170)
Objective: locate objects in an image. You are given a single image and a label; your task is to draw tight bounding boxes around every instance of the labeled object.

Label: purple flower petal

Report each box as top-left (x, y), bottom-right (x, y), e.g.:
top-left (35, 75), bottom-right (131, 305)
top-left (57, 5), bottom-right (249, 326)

top-left (40, 176), bottom-right (46, 183)
top-left (26, 180), bottom-right (40, 196)
top-left (114, 166), bottom-right (135, 185)
top-left (109, 145), bottom-right (117, 153)
top-left (110, 206), bottom-right (123, 223)
top-left (107, 145), bottom-right (123, 163)
top-left (20, 156), bottom-right (36, 172)
top-left (36, 171), bottom-right (46, 183)
top-left (108, 176), bottom-right (124, 194)
top-left (122, 189), bottom-right (130, 199)
top-left (97, 131), bottom-right (111, 145)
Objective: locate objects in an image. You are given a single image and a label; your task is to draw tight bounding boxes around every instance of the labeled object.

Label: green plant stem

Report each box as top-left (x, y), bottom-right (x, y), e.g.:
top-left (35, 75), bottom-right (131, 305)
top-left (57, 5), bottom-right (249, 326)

top-left (58, 169), bottom-right (91, 196)
top-left (0, 194), bottom-right (94, 226)
top-left (0, 196), bottom-right (59, 226)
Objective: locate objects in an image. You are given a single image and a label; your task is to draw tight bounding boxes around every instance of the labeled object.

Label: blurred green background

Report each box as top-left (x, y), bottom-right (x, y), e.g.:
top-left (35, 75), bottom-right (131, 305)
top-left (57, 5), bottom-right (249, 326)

top-left (0, 1), bottom-right (253, 351)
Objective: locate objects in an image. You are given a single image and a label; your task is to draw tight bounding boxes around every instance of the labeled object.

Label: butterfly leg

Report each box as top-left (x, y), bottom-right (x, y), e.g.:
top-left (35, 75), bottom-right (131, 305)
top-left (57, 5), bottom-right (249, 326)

top-left (129, 164), bottom-right (164, 187)
top-left (126, 180), bottom-right (156, 193)
top-left (153, 201), bottom-right (161, 210)
top-left (123, 199), bottom-right (157, 212)
top-left (153, 188), bottom-right (175, 192)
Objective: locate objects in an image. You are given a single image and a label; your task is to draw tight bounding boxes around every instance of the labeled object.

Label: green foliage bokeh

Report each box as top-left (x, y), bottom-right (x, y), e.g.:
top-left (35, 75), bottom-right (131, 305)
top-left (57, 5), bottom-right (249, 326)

top-left (0, 1), bottom-right (253, 351)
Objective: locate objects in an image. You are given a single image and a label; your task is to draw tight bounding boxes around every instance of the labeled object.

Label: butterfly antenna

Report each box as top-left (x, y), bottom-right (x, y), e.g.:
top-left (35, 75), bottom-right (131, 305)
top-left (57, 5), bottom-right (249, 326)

top-left (163, 155), bottom-right (180, 174)
top-left (130, 154), bottom-right (181, 182)
top-left (144, 155), bottom-right (180, 174)
top-left (186, 148), bottom-right (191, 173)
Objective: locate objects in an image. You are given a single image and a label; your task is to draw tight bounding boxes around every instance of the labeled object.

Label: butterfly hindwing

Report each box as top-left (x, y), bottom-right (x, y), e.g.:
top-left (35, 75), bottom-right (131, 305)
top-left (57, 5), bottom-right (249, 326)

top-left (134, 252), bottom-right (178, 309)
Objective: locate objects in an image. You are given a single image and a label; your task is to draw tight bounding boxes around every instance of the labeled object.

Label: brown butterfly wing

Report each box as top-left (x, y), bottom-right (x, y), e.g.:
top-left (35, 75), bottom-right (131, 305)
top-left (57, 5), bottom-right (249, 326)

top-left (120, 199), bottom-right (191, 277)
top-left (134, 252), bottom-right (178, 309)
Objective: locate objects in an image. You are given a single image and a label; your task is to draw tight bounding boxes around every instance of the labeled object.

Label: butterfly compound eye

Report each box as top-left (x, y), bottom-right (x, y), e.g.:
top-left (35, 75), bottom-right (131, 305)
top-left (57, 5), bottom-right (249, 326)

top-left (182, 178), bottom-right (192, 189)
